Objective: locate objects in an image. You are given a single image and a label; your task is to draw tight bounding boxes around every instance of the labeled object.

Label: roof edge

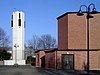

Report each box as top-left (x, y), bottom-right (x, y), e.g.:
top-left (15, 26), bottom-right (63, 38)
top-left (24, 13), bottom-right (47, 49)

top-left (35, 48), bottom-right (58, 53)
top-left (57, 11), bottom-right (100, 20)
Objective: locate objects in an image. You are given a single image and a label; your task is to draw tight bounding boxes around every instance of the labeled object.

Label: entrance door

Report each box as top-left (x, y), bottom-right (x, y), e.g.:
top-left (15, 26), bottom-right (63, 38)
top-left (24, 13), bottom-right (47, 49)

top-left (41, 56), bottom-right (45, 68)
top-left (62, 54), bottom-right (74, 70)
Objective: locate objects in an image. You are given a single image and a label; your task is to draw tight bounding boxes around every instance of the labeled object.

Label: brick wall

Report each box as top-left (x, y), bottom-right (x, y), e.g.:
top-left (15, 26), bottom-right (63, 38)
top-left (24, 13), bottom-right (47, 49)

top-left (57, 12), bottom-right (100, 70)
top-left (45, 51), bottom-right (56, 68)
top-left (90, 14), bottom-right (100, 49)
top-left (89, 51), bottom-right (99, 70)
top-left (68, 14), bottom-right (86, 49)
top-left (56, 50), bottom-right (99, 70)
top-left (58, 13), bottom-right (100, 49)
top-left (35, 49), bottom-right (100, 70)
top-left (35, 12), bottom-right (100, 70)
top-left (36, 51), bottom-right (45, 67)
top-left (58, 15), bottom-right (68, 49)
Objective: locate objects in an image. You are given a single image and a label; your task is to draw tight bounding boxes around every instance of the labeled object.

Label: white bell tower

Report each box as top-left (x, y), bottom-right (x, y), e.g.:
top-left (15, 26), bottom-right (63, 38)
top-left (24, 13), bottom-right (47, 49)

top-left (4, 11), bottom-right (25, 65)
top-left (11, 11), bottom-right (25, 61)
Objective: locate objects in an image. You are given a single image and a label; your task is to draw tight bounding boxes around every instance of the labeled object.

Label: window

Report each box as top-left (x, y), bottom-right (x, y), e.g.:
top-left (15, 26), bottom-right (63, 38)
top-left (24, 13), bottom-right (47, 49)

top-left (19, 13), bottom-right (21, 18)
top-left (11, 20), bottom-right (13, 27)
top-left (18, 19), bottom-right (21, 26)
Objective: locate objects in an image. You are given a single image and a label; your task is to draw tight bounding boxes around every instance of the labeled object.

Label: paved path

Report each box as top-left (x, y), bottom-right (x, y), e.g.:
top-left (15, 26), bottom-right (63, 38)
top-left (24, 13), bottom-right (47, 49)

top-left (0, 65), bottom-right (100, 75)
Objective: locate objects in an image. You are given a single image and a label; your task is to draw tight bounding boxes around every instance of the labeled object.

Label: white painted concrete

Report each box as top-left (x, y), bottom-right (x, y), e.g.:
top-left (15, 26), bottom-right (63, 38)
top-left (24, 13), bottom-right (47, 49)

top-left (12, 11), bottom-right (24, 60)
top-left (4, 11), bottom-right (25, 65)
top-left (4, 60), bottom-right (25, 65)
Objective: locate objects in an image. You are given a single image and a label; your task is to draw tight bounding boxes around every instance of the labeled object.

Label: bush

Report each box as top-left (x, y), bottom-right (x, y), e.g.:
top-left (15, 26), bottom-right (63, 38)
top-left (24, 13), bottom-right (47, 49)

top-left (26, 56), bottom-right (36, 66)
top-left (0, 50), bottom-right (11, 61)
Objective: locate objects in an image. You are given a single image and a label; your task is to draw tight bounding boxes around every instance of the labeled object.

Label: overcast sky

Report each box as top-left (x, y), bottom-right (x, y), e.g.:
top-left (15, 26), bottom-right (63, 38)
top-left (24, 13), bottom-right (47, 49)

top-left (0, 0), bottom-right (100, 45)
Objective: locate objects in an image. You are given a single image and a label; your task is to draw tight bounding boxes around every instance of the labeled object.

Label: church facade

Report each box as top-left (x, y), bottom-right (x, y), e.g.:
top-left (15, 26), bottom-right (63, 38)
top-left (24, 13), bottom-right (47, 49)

top-left (35, 12), bottom-right (100, 70)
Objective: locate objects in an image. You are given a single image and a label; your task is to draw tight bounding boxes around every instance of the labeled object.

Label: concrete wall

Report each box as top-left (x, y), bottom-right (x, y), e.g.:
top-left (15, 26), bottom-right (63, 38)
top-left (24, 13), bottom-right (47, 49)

top-left (12, 11), bottom-right (25, 60)
top-left (4, 60), bottom-right (25, 65)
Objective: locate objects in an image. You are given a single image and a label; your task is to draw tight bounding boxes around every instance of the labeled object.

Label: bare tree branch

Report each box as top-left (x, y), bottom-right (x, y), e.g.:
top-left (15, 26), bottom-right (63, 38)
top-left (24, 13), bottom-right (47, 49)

top-left (0, 27), bottom-right (10, 49)
top-left (27, 34), bottom-right (57, 51)
top-left (38, 34), bottom-right (57, 49)
top-left (28, 35), bottom-right (39, 51)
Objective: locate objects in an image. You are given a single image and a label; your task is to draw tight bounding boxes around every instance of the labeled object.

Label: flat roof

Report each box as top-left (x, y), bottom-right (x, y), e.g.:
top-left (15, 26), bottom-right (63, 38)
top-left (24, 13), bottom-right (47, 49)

top-left (35, 48), bottom-right (58, 53)
top-left (57, 11), bottom-right (100, 20)
top-left (35, 48), bottom-right (100, 53)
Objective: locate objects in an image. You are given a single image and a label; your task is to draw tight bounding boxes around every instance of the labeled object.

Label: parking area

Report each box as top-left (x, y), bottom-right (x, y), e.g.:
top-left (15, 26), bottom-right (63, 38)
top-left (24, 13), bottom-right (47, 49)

top-left (0, 66), bottom-right (100, 75)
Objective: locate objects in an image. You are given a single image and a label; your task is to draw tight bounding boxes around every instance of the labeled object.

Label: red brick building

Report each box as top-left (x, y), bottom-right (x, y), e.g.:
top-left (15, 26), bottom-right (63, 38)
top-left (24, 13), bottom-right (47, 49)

top-left (35, 12), bottom-right (100, 70)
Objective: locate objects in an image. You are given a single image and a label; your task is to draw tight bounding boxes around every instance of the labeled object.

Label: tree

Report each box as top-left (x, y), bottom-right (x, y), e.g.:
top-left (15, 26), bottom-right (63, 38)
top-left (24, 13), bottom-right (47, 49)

top-left (26, 56), bottom-right (36, 65)
top-left (28, 35), bottom-right (39, 51)
top-left (26, 35), bottom-right (39, 62)
top-left (0, 27), bottom-right (10, 50)
top-left (28, 34), bottom-right (57, 50)
top-left (38, 34), bottom-right (57, 49)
